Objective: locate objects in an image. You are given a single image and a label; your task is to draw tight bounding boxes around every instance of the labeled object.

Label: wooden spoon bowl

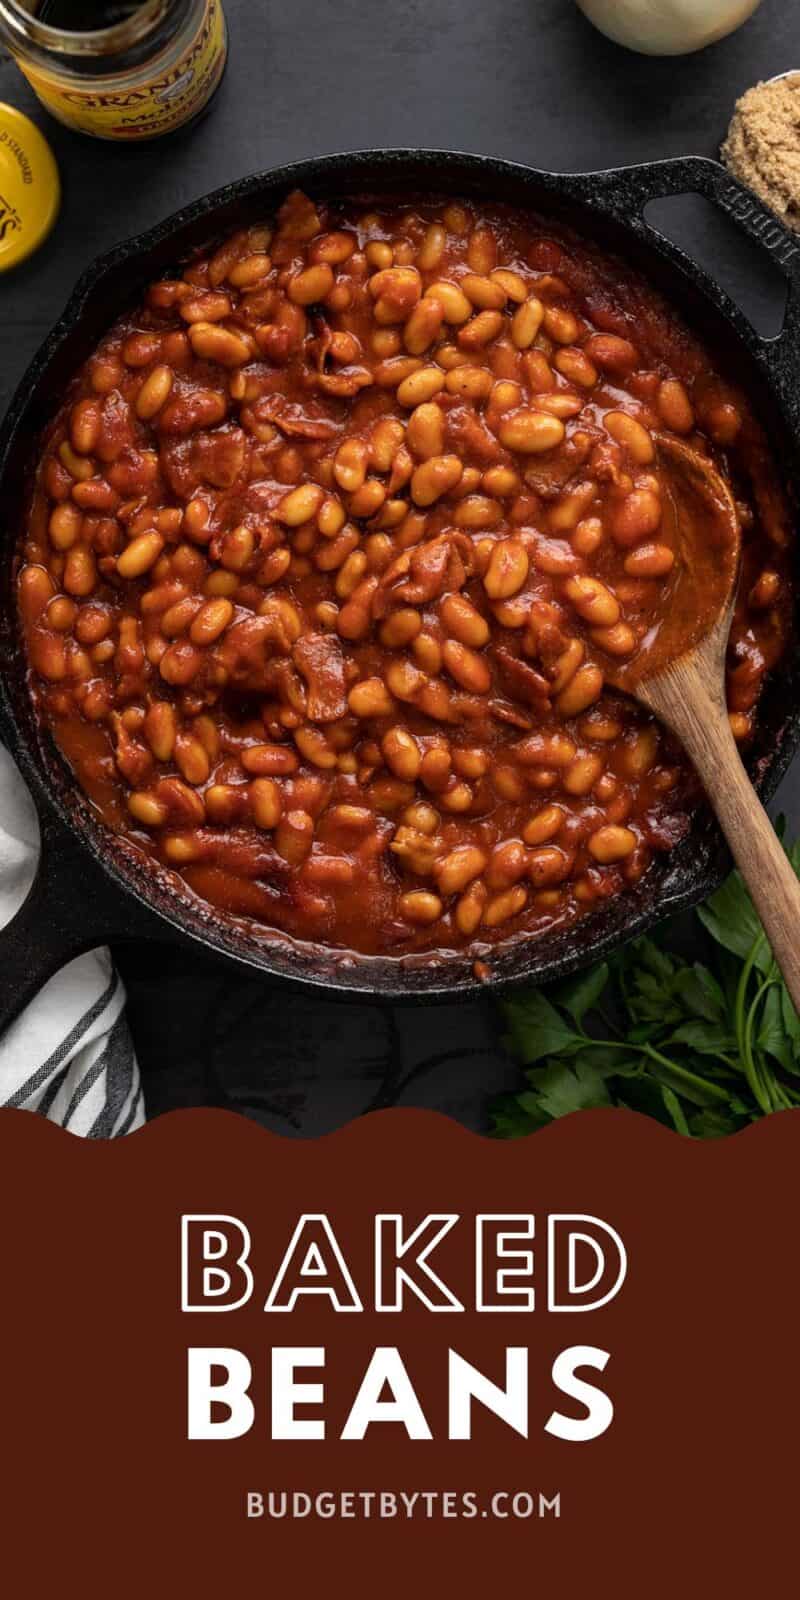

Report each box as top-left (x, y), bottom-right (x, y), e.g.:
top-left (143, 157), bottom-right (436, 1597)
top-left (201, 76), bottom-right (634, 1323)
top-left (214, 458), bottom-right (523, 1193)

top-left (608, 435), bottom-right (800, 1012)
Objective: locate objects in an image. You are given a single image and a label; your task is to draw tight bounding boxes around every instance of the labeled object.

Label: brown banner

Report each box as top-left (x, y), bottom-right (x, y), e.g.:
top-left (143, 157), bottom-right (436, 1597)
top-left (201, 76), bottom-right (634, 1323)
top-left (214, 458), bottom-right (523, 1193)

top-left (1, 1106), bottom-right (797, 1594)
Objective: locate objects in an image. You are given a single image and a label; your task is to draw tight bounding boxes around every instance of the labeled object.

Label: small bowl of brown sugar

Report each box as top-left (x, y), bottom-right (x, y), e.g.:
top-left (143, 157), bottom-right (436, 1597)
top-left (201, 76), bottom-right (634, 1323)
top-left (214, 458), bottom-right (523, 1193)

top-left (722, 71), bottom-right (800, 230)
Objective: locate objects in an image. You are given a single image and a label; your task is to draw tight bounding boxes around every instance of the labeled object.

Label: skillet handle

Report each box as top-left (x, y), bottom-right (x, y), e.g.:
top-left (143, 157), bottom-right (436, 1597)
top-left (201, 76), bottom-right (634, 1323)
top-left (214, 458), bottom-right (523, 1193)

top-left (0, 804), bottom-right (162, 1036)
top-left (578, 155), bottom-right (800, 375)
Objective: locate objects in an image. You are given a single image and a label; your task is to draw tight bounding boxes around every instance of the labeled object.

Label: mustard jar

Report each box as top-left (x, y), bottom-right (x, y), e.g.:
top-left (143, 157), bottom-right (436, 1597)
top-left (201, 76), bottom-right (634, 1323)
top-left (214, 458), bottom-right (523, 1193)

top-left (0, 1), bottom-right (228, 141)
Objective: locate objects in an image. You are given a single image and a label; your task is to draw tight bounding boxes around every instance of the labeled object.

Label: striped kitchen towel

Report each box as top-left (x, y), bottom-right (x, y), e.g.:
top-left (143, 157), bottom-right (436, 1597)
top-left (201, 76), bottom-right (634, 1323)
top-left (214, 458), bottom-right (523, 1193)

top-left (0, 745), bottom-right (144, 1135)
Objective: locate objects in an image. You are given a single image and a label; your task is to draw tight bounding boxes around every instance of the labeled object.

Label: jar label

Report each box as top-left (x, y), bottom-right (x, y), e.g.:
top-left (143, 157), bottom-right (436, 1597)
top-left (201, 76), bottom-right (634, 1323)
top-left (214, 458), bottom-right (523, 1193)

top-left (18, 0), bottom-right (227, 141)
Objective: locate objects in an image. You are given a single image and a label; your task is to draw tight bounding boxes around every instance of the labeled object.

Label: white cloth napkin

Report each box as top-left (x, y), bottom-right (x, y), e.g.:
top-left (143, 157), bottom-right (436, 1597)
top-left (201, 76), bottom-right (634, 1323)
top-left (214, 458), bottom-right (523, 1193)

top-left (0, 746), bottom-right (144, 1135)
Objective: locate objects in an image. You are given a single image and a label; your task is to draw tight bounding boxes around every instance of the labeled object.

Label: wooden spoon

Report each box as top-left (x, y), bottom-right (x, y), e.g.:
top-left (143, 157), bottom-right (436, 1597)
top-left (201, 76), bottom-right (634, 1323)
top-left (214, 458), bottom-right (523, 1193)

top-left (607, 433), bottom-right (800, 1011)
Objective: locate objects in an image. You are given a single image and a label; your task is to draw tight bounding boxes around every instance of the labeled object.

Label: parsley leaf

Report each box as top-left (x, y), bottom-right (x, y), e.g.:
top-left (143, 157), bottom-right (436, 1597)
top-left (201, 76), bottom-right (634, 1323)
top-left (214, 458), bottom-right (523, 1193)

top-left (503, 990), bottom-right (584, 1065)
top-left (492, 826), bottom-right (800, 1139)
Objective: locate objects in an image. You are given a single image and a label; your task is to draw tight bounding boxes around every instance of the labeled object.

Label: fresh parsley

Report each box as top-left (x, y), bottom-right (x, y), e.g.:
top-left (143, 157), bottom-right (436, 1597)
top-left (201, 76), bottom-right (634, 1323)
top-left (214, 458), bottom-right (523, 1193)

top-left (492, 829), bottom-right (800, 1139)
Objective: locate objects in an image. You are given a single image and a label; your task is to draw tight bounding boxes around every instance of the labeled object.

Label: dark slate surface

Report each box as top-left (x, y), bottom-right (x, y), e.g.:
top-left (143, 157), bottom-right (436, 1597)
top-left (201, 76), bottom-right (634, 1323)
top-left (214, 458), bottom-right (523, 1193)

top-left (2, 0), bottom-right (799, 1131)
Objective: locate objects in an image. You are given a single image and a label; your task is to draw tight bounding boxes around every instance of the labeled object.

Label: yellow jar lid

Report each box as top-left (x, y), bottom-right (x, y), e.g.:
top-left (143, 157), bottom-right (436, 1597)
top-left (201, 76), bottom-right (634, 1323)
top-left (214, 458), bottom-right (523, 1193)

top-left (0, 104), bottom-right (61, 272)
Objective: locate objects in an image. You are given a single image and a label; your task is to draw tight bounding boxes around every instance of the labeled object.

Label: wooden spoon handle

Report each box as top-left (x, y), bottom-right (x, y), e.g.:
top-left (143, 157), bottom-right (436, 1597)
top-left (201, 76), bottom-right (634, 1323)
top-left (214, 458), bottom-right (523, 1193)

top-left (643, 664), bottom-right (800, 1014)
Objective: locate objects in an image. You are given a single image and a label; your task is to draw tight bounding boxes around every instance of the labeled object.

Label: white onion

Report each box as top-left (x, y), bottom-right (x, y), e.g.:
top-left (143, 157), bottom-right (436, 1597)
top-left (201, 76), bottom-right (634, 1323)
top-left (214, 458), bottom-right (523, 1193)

top-left (574, 0), bottom-right (762, 57)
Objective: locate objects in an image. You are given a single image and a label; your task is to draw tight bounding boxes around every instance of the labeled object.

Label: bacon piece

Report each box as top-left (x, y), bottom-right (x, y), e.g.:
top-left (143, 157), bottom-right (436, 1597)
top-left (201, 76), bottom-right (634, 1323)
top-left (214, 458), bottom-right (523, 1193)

top-left (214, 614), bottom-right (285, 693)
top-left (493, 646), bottom-right (551, 707)
top-left (488, 699), bottom-right (533, 731)
top-left (385, 532), bottom-right (472, 606)
top-left (293, 632), bottom-right (348, 722)
top-left (255, 395), bottom-right (340, 440)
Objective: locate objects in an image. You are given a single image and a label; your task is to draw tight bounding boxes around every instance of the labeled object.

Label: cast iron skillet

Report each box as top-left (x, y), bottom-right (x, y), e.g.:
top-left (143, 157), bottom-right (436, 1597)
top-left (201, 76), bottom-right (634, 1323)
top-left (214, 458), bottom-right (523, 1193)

top-left (1, 148), bottom-right (799, 1027)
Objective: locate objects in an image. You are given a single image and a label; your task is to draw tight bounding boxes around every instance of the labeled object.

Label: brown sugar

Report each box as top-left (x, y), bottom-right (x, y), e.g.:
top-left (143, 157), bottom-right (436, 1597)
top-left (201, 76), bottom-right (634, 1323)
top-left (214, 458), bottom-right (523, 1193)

top-left (722, 72), bottom-right (800, 231)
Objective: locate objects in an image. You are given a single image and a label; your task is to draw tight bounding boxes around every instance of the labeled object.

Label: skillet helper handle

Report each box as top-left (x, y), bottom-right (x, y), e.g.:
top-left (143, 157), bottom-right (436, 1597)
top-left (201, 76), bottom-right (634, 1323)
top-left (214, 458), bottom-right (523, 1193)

top-left (583, 154), bottom-right (800, 359)
top-left (696, 161), bottom-right (800, 406)
top-left (0, 809), bottom-right (139, 1036)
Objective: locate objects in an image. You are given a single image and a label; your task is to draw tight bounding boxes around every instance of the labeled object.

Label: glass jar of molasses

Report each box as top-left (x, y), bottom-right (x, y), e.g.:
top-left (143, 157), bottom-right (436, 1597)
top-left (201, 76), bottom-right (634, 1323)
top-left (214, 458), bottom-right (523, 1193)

top-left (0, 1), bottom-right (228, 141)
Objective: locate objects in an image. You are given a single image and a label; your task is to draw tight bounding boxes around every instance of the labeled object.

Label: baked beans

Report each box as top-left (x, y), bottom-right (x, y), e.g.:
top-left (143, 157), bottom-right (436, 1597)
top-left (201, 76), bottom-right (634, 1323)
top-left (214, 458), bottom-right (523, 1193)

top-left (17, 190), bottom-right (792, 966)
